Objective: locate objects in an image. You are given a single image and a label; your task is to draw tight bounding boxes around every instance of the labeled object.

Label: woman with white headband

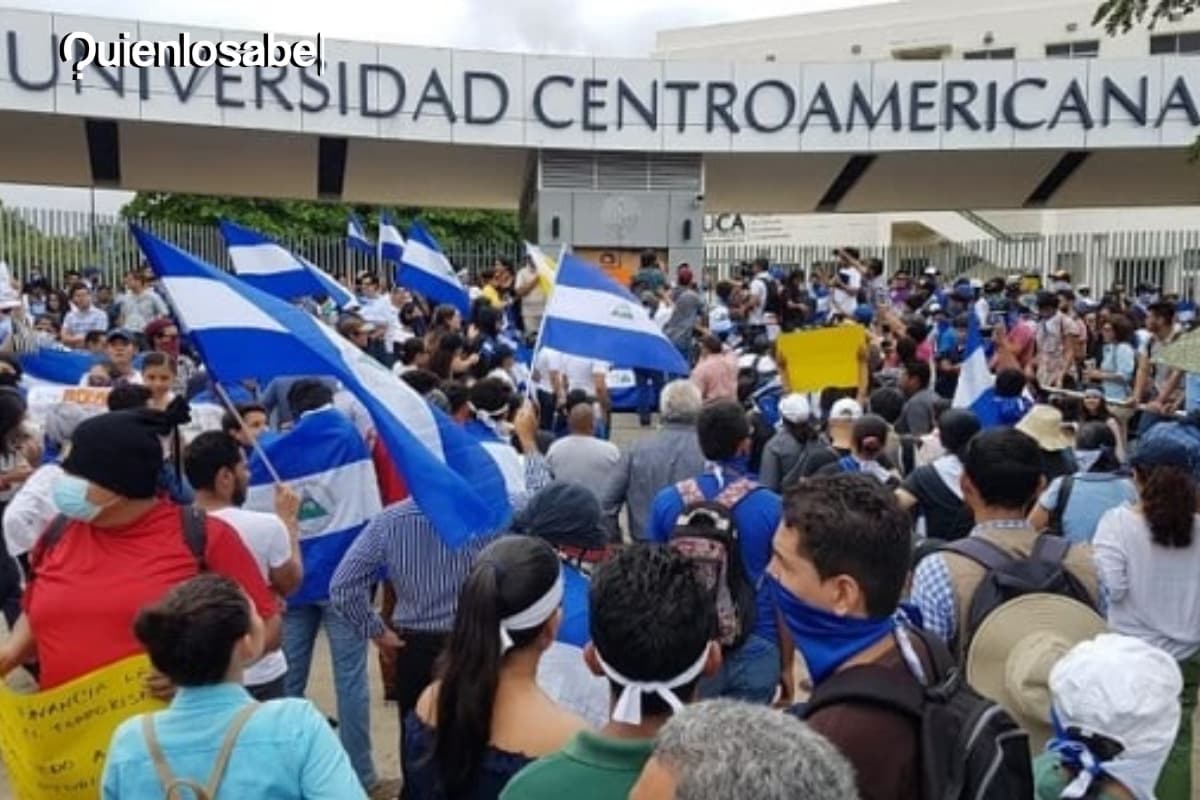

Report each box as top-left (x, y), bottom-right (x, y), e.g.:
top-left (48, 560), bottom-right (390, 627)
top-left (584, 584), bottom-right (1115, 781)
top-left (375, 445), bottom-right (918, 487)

top-left (403, 536), bottom-right (585, 800)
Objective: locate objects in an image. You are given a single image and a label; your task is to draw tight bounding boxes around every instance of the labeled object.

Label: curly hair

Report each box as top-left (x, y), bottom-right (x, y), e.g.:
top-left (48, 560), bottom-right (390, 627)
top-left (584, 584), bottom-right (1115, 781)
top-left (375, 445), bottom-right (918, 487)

top-left (1136, 464), bottom-right (1196, 548)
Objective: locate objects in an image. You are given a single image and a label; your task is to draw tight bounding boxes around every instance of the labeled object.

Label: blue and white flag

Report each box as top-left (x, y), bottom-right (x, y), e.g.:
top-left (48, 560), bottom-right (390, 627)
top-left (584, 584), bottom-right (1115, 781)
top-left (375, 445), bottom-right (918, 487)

top-left (953, 310), bottom-right (1000, 426)
top-left (347, 212), bottom-right (374, 256)
top-left (245, 407), bottom-right (381, 604)
top-left (301, 256), bottom-right (359, 311)
top-left (396, 221), bottom-right (470, 316)
top-left (132, 225), bottom-right (513, 547)
top-left (378, 212), bottom-right (406, 264)
top-left (540, 253), bottom-right (689, 375)
top-left (219, 220), bottom-right (329, 302)
top-left (20, 347), bottom-right (98, 387)
top-left (539, 565), bottom-right (609, 727)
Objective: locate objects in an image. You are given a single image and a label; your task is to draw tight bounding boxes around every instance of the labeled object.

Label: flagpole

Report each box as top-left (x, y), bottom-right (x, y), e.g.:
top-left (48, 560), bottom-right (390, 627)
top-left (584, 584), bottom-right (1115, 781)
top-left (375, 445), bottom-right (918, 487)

top-left (147, 251), bottom-right (285, 486)
top-left (527, 245), bottom-right (564, 401)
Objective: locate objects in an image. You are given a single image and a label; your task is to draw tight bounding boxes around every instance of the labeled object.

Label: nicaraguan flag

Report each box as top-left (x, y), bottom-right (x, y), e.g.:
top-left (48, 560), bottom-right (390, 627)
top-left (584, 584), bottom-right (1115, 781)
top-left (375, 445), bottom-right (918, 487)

top-left (397, 221), bottom-right (470, 316)
top-left (953, 310), bottom-right (1001, 426)
top-left (537, 565), bottom-right (610, 726)
top-left (541, 253), bottom-right (689, 375)
top-left (378, 212), bottom-right (406, 264)
top-left (301, 256), bottom-right (359, 311)
top-left (20, 347), bottom-right (99, 387)
top-left (131, 225), bottom-right (514, 548)
top-left (220, 219), bottom-right (329, 302)
top-left (347, 212), bottom-right (374, 256)
top-left (245, 407), bottom-right (381, 604)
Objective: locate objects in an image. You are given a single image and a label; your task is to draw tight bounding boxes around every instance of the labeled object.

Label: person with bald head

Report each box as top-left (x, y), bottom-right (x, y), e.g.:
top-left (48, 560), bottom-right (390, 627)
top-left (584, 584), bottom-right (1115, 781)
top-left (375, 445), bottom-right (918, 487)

top-left (545, 400), bottom-right (620, 501)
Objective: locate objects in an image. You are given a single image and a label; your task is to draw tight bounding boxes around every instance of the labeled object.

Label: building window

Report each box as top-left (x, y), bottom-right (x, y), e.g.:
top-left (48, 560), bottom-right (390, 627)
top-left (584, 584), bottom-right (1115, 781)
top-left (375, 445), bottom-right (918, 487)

top-left (892, 46), bottom-right (950, 60)
top-left (1112, 258), bottom-right (1166, 292)
top-left (964, 47), bottom-right (1015, 60)
top-left (1150, 31), bottom-right (1200, 55)
top-left (1045, 40), bottom-right (1100, 58)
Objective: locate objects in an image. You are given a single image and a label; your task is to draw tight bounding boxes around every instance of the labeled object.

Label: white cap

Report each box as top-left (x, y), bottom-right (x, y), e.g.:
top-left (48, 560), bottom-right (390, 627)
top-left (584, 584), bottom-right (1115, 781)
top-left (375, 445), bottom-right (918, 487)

top-left (829, 398), bottom-right (863, 421)
top-left (1049, 634), bottom-right (1183, 800)
top-left (970, 278), bottom-right (984, 290)
top-left (923, 266), bottom-right (940, 275)
top-left (779, 394), bottom-right (811, 424)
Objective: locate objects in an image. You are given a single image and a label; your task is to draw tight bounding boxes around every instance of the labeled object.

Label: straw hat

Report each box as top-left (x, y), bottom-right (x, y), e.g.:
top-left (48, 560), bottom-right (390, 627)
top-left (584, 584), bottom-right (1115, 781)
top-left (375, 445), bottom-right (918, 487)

top-left (966, 594), bottom-right (1106, 753)
top-left (1015, 404), bottom-right (1073, 452)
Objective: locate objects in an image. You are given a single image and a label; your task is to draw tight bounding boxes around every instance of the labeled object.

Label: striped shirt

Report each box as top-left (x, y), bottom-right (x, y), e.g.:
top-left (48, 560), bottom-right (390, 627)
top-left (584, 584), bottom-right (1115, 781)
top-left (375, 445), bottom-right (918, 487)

top-left (329, 453), bottom-right (551, 637)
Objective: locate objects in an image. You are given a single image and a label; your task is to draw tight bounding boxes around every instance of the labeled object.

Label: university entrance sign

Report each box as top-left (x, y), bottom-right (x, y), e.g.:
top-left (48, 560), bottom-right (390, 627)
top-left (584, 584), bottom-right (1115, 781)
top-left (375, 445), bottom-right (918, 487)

top-left (1, 8), bottom-right (1198, 153)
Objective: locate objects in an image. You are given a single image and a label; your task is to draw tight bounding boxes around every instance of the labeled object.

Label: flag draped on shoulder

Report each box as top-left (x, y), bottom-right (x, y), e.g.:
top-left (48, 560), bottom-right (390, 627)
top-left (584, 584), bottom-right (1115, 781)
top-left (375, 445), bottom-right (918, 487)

top-left (540, 253), bottom-right (689, 375)
top-left (245, 408), bottom-right (381, 604)
top-left (378, 212), bottom-right (406, 264)
top-left (397, 221), bottom-right (470, 315)
top-left (347, 212), bottom-right (374, 255)
top-left (131, 225), bottom-right (513, 547)
top-left (953, 311), bottom-right (1001, 426)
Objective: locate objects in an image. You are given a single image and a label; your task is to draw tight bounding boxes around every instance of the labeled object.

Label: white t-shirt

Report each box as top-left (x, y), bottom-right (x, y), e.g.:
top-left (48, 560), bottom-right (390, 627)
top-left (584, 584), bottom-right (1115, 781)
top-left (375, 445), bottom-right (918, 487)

top-left (748, 276), bottom-right (769, 325)
top-left (2, 462), bottom-right (61, 558)
top-left (832, 267), bottom-right (863, 318)
top-left (533, 347), bottom-right (562, 394)
top-left (210, 506), bottom-right (293, 686)
top-left (558, 353), bottom-right (610, 394)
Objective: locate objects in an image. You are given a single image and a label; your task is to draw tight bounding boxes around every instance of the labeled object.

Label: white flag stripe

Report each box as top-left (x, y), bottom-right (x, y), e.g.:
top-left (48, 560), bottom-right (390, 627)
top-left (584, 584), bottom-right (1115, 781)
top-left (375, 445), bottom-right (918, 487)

top-left (544, 285), bottom-right (665, 338)
top-left (227, 242), bottom-right (302, 276)
top-left (160, 277), bottom-right (289, 334)
top-left (245, 457), bottom-right (379, 541)
top-left (402, 238), bottom-right (456, 279)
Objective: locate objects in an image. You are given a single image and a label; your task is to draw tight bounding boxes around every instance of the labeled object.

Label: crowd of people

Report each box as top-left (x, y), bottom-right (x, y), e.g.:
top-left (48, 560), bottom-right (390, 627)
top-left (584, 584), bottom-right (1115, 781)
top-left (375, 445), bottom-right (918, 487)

top-left (0, 244), bottom-right (1199, 800)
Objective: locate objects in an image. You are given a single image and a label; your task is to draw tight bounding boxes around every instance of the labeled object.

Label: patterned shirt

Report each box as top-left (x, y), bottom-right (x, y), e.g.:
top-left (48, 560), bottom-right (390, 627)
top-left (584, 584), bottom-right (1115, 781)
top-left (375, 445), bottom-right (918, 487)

top-left (329, 453), bottom-right (550, 636)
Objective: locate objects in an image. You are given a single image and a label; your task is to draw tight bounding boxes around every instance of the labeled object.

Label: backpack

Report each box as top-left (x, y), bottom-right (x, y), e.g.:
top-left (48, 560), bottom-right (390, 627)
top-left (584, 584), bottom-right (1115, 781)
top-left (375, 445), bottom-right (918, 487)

top-left (781, 439), bottom-right (837, 488)
top-left (938, 533), bottom-right (1096, 656)
top-left (143, 702), bottom-right (260, 799)
top-left (804, 625), bottom-right (1033, 800)
top-left (31, 505), bottom-right (208, 577)
top-left (1043, 475), bottom-right (1075, 538)
top-left (669, 478), bottom-right (759, 651)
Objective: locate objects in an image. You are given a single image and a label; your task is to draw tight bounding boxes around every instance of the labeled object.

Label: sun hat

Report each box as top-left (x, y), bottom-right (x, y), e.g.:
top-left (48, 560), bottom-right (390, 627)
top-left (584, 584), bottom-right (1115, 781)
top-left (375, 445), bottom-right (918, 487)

top-left (966, 594), bottom-right (1106, 753)
top-left (1016, 405), bottom-right (1073, 452)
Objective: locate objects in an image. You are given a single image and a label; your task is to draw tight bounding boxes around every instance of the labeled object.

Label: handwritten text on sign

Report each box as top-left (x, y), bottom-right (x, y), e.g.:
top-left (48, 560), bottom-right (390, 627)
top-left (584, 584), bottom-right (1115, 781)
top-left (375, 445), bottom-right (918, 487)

top-left (0, 655), bottom-right (165, 799)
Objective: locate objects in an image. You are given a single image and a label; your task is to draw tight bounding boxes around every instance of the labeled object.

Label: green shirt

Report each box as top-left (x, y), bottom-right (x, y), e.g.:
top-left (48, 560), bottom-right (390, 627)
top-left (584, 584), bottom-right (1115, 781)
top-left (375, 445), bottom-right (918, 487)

top-left (500, 731), bottom-right (654, 800)
top-left (1034, 752), bottom-right (1125, 800)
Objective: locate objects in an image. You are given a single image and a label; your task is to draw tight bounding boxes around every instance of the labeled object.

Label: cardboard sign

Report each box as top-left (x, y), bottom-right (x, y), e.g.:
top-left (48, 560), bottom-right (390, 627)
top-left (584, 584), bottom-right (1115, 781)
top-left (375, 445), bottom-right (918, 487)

top-left (0, 655), bottom-right (166, 799)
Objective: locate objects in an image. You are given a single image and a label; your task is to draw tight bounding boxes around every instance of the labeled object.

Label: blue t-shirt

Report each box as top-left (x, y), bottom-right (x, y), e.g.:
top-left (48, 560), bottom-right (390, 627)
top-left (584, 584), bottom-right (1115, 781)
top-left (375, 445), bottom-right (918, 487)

top-left (557, 565), bottom-right (590, 648)
top-left (1037, 473), bottom-right (1138, 544)
top-left (647, 470), bottom-right (781, 645)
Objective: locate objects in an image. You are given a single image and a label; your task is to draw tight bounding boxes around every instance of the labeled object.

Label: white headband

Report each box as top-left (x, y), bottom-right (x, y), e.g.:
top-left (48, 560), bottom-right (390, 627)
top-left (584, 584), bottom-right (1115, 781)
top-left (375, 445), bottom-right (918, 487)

top-left (596, 645), bottom-right (711, 725)
top-left (499, 571), bottom-right (563, 653)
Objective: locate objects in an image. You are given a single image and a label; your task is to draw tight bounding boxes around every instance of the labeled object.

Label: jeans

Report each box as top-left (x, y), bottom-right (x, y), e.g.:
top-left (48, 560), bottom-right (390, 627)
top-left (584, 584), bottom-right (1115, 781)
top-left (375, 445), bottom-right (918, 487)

top-left (283, 603), bottom-right (376, 789)
top-left (633, 368), bottom-right (665, 426)
top-left (698, 634), bottom-right (781, 704)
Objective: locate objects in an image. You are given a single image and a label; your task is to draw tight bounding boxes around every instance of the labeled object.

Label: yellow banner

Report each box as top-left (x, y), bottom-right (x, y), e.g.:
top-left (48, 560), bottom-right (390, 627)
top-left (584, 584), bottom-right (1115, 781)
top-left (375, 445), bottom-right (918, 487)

top-left (777, 326), bottom-right (866, 393)
top-left (0, 655), bottom-right (166, 799)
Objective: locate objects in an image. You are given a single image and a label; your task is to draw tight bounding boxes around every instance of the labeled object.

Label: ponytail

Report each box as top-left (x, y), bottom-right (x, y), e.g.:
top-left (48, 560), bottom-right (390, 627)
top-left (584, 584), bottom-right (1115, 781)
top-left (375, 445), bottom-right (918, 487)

top-left (1137, 464), bottom-right (1197, 548)
top-left (431, 536), bottom-right (560, 797)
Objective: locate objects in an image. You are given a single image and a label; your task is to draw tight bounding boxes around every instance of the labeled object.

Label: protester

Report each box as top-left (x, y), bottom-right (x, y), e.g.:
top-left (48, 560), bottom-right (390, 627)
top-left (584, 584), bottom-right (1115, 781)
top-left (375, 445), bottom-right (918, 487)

top-left (1034, 290), bottom-right (1083, 391)
top-left (0, 407), bottom-right (281, 689)
top-left (221, 403), bottom-right (271, 453)
top-left (94, 329), bottom-right (143, 386)
top-left (895, 361), bottom-right (939, 435)
top-left (60, 283), bottom-right (109, 348)
top-left (599, 380), bottom-right (704, 542)
top-left (1016, 404), bottom-right (1077, 481)
top-left (404, 536), bottom-right (586, 799)
top-left (1034, 634), bottom-right (1183, 800)
top-left (772, 473), bottom-right (927, 798)
top-left (896, 408), bottom-right (981, 542)
top-left (1028, 422), bottom-right (1136, 543)
top-left (0, 388), bottom-right (33, 629)
top-left (628, 700), bottom-right (860, 800)
top-left (1086, 312), bottom-right (1137, 406)
top-left (101, 574), bottom-right (365, 799)
top-left (114, 269), bottom-right (169, 338)
top-left (814, 414), bottom-right (898, 485)
top-left (759, 393), bottom-right (835, 492)
top-left (1093, 437), bottom-right (1200, 798)
top-left (689, 335), bottom-right (737, 403)
top-left (824, 396), bottom-right (862, 460)
top-left (502, 543), bottom-right (721, 800)
top-left (647, 400), bottom-right (783, 703)
top-left (144, 318), bottom-right (199, 396)
top-left (546, 403), bottom-right (620, 495)
top-left (1135, 301), bottom-right (1183, 431)
top-left (141, 352), bottom-right (176, 411)
top-left (910, 427), bottom-right (1100, 660)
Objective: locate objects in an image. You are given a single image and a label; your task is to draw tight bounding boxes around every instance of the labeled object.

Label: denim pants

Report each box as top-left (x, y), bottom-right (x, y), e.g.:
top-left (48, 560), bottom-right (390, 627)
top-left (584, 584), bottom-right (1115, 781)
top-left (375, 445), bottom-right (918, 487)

top-left (633, 368), bottom-right (665, 426)
top-left (698, 634), bottom-right (781, 704)
top-left (283, 603), bottom-right (376, 789)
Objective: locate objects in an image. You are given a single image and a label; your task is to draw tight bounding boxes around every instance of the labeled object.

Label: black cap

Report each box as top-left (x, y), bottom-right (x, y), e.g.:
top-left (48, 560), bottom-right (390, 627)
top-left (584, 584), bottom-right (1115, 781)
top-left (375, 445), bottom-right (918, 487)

top-left (106, 328), bottom-right (135, 343)
top-left (510, 482), bottom-right (608, 551)
top-left (63, 402), bottom-right (190, 499)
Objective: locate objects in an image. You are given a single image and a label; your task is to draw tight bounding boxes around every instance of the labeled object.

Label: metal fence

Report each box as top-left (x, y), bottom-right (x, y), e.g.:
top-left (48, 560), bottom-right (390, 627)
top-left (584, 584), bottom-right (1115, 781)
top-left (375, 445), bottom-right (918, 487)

top-left (0, 206), bottom-right (523, 289)
top-left (7, 205), bottom-right (1200, 299)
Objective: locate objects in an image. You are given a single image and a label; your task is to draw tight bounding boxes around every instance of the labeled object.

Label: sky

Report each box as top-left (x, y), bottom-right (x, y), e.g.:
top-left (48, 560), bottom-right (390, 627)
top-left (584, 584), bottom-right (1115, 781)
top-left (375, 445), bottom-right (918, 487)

top-left (0, 0), bottom-right (881, 213)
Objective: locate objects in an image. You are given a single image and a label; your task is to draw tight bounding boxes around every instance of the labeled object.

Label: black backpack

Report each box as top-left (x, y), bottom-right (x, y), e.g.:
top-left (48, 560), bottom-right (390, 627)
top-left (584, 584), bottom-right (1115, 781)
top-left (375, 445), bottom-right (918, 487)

top-left (668, 478), bottom-right (759, 651)
top-left (31, 505), bottom-right (208, 577)
top-left (938, 533), bottom-right (1096, 656)
top-left (1043, 475), bottom-right (1076, 539)
top-left (804, 625), bottom-right (1033, 800)
top-left (780, 439), bottom-right (838, 488)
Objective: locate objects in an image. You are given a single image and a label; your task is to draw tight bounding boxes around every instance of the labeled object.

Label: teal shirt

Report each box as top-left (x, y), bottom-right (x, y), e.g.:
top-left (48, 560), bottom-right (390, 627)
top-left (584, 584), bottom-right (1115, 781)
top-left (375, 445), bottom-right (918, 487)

top-left (102, 683), bottom-right (365, 799)
top-left (500, 731), bottom-right (654, 800)
top-left (1034, 753), bottom-right (1125, 800)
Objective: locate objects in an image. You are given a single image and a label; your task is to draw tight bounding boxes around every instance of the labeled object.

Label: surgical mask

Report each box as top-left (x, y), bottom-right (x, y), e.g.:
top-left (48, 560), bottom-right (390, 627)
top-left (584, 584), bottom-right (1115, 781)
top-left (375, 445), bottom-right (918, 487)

top-left (51, 474), bottom-right (109, 522)
top-left (769, 575), bottom-right (894, 685)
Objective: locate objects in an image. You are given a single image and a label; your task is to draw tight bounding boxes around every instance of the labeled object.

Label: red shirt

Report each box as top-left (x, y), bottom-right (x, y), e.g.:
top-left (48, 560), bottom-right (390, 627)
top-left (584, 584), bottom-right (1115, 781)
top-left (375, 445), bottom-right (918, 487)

top-left (23, 500), bottom-right (279, 689)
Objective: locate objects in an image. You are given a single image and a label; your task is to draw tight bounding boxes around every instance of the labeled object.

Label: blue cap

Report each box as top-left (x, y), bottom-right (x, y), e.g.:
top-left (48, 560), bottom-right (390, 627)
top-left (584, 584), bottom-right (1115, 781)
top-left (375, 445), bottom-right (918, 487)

top-left (853, 304), bottom-right (875, 325)
top-left (105, 328), bottom-right (135, 343)
top-left (1130, 437), bottom-right (1197, 472)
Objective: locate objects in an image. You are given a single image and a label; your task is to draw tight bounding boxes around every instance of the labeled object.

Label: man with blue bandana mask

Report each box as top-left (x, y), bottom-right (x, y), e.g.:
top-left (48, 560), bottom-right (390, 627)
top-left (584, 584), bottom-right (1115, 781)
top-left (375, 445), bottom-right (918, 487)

top-left (768, 473), bottom-right (924, 800)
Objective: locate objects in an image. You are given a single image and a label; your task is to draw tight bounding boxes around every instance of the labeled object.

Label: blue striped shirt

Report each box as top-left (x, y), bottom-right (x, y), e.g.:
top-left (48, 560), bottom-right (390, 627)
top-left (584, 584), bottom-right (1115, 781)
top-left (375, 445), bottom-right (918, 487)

top-left (329, 454), bottom-right (551, 637)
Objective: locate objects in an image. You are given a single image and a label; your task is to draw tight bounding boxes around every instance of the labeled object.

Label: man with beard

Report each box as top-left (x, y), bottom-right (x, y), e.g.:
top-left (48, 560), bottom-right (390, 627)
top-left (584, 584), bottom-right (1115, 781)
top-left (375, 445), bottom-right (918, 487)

top-left (184, 431), bottom-right (304, 700)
